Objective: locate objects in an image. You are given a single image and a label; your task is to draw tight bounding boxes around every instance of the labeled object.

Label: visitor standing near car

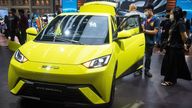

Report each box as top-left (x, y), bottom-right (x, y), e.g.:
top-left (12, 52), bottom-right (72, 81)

top-left (0, 16), bottom-right (7, 34)
top-left (127, 3), bottom-right (146, 19)
top-left (161, 7), bottom-right (192, 86)
top-left (182, 11), bottom-right (191, 52)
top-left (18, 9), bottom-right (28, 45)
top-left (4, 15), bottom-right (9, 39)
top-left (160, 10), bottom-right (172, 52)
top-left (142, 4), bottom-right (160, 78)
top-left (182, 11), bottom-right (191, 36)
top-left (8, 9), bottom-right (19, 41)
top-left (129, 3), bottom-right (137, 12)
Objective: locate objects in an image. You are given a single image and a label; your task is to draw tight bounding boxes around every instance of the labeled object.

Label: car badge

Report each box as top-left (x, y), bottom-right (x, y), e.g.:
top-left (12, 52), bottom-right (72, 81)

top-left (42, 65), bottom-right (59, 70)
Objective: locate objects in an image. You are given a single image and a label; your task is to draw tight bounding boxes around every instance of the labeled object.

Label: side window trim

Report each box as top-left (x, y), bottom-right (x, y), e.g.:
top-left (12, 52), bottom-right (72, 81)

top-left (111, 16), bottom-right (117, 39)
top-left (124, 15), bottom-right (140, 30)
top-left (121, 15), bottom-right (142, 36)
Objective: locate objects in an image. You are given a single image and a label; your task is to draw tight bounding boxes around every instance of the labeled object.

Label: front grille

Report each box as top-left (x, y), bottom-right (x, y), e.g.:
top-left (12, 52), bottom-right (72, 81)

top-left (18, 80), bottom-right (92, 104)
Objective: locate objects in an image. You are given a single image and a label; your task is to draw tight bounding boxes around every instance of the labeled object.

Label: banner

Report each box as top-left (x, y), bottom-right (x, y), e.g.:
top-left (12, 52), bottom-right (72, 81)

top-left (176, 0), bottom-right (192, 19)
top-left (176, 0), bottom-right (192, 10)
top-left (120, 0), bottom-right (167, 14)
top-left (62, 0), bottom-right (78, 12)
top-left (0, 8), bottom-right (8, 18)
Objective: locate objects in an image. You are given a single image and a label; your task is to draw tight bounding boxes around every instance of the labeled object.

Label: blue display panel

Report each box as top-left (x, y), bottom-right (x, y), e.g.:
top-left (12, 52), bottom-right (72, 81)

top-left (62, 0), bottom-right (78, 12)
top-left (176, 0), bottom-right (192, 10)
top-left (176, 0), bottom-right (192, 19)
top-left (0, 8), bottom-right (8, 18)
top-left (117, 0), bottom-right (167, 17)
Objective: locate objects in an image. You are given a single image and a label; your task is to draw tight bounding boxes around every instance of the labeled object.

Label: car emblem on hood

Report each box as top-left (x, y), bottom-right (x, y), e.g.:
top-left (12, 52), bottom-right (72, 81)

top-left (42, 65), bottom-right (60, 70)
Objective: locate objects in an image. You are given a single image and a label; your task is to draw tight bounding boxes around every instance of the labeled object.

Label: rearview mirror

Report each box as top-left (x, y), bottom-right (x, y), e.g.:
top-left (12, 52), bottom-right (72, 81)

top-left (26, 27), bottom-right (37, 42)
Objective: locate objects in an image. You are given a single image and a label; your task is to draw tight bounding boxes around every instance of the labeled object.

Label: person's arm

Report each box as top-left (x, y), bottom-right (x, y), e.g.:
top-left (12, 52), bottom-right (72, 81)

top-left (143, 28), bottom-right (158, 35)
top-left (180, 31), bottom-right (189, 50)
top-left (143, 17), bottom-right (160, 35)
top-left (179, 21), bottom-right (188, 42)
top-left (186, 20), bottom-right (190, 36)
top-left (180, 32), bottom-right (188, 42)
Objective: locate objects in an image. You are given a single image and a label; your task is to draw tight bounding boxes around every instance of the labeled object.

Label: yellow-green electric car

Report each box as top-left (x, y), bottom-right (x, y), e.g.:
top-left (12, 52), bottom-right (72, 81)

top-left (8, 1), bottom-right (145, 107)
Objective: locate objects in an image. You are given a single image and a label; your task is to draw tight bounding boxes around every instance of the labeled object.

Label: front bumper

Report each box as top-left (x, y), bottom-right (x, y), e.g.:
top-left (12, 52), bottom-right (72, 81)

top-left (8, 58), bottom-right (116, 104)
top-left (11, 79), bottom-right (105, 104)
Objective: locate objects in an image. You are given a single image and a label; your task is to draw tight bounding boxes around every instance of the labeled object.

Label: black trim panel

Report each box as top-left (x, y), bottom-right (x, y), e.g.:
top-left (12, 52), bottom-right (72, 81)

top-left (27, 33), bottom-right (37, 36)
top-left (117, 57), bottom-right (144, 79)
top-left (16, 80), bottom-right (102, 104)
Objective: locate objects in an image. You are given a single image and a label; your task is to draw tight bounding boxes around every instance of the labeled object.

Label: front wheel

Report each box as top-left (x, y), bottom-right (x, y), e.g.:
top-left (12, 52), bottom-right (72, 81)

top-left (95, 77), bottom-right (115, 108)
top-left (94, 63), bottom-right (117, 108)
top-left (104, 63), bottom-right (117, 108)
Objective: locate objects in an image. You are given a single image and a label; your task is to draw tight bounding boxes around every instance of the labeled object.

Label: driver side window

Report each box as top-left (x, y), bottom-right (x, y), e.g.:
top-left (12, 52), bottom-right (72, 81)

top-left (122, 16), bottom-right (139, 30)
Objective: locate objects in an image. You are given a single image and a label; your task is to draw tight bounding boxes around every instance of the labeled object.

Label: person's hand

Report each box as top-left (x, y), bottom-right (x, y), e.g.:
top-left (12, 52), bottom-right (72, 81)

top-left (142, 25), bottom-right (146, 33)
top-left (141, 24), bottom-right (144, 29)
top-left (184, 44), bottom-right (189, 52)
top-left (143, 28), bottom-right (146, 33)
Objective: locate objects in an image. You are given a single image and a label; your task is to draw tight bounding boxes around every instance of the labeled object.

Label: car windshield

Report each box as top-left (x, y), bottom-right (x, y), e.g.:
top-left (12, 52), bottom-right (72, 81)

top-left (35, 15), bottom-right (109, 45)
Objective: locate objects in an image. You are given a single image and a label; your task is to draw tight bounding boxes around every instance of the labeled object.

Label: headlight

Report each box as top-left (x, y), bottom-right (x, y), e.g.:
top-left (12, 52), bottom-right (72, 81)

top-left (83, 55), bottom-right (111, 68)
top-left (14, 50), bottom-right (28, 63)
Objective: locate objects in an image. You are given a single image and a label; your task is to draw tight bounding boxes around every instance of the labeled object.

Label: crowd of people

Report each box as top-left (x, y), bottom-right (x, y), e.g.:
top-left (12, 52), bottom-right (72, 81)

top-left (0, 8), bottom-right (50, 45)
top-left (158, 10), bottom-right (192, 53)
top-left (0, 9), bottom-right (28, 45)
top-left (160, 7), bottom-right (191, 86)
top-left (136, 4), bottom-right (191, 86)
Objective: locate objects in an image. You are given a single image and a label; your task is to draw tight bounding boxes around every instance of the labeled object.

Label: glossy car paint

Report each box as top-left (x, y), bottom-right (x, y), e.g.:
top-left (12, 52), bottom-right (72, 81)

top-left (8, 1), bottom-right (145, 105)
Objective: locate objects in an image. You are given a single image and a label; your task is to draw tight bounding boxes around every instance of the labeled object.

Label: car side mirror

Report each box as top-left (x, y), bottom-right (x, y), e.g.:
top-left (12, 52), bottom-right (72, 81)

top-left (117, 30), bottom-right (132, 39)
top-left (26, 27), bottom-right (37, 42)
top-left (112, 30), bottom-right (132, 50)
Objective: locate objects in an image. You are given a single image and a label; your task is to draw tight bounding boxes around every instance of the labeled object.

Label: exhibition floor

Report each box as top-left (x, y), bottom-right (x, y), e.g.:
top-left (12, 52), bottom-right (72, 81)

top-left (0, 35), bottom-right (192, 108)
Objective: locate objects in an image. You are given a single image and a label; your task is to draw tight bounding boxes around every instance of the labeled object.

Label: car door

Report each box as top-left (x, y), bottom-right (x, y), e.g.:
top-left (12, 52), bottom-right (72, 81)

top-left (115, 15), bottom-right (145, 78)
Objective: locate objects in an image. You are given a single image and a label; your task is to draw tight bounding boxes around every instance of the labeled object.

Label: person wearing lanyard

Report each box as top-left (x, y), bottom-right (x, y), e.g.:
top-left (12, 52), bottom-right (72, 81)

top-left (142, 4), bottom-right (160, 77)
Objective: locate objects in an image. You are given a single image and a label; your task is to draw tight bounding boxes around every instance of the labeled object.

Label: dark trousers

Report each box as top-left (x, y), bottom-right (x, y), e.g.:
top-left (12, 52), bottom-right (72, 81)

top-left (144, 44), bottom-right (154, 72)
top-left (4, 29), bottom-right (9, 39)
top-left (10, 31), bottom-right (16, 41)
top-left (19, 30), bottom-right (26, 45)
top-left (161, 47), bottom-right (191, 83)
top-left (160, 32), bottom-right (169, 52)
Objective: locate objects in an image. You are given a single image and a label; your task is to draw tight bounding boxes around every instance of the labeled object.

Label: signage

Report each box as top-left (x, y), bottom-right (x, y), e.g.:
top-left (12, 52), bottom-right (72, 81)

top-left (120, 0), bottom-right (167, 14)
top-left (176, 0), bottom-right (192, 10)
top-left (176, 0), bottom-right (192, 19)
top-left (62, 0), bottom-right (77, 12)
top-left (0, 8), bottom-right (8, 18)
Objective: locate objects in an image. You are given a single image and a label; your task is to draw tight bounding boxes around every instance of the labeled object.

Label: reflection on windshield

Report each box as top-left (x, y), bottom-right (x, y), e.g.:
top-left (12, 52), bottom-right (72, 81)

top-left (35, 15), bottom-right (109, 45)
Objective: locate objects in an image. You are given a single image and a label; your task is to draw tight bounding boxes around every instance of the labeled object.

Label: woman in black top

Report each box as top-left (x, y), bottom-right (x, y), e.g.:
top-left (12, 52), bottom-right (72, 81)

top-left (161, 7), bottom-right (191, 86)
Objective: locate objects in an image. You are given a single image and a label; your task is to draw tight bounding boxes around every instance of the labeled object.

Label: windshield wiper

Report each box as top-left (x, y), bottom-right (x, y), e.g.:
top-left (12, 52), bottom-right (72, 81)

top-left (54, 37), bottom-right (84, 45)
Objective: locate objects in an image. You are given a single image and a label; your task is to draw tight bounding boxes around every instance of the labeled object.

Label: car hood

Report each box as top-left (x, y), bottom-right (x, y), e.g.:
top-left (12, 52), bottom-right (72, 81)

top-left (19, 41), bottom-right (113, 64)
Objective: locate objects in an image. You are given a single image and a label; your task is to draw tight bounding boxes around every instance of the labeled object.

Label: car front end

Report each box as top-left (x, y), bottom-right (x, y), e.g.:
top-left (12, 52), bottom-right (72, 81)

top-left (8, 13), bottom-right (116, 105)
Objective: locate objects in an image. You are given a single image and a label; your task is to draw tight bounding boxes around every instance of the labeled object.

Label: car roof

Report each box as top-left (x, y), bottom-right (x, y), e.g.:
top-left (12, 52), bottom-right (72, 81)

top-left (83, 1), bottom-right (117, 8)
top-left (79, 1), bottom-right (117, 16)
top-left (59, 12), bottom-right (111, 17)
